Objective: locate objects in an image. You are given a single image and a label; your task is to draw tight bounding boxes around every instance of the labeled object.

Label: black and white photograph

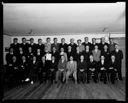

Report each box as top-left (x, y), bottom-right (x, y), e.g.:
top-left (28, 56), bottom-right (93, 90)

top-left (3, 2), bottom-right (126, 101)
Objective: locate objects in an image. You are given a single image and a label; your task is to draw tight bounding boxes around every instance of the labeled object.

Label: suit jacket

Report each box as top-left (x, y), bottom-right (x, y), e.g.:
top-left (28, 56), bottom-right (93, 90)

top-left (58, 60), bottom-right (67, 70)
top-left (67, 51), bottom-right (75, 61)
top-left (67, 61), bottom-right (77, 72)
top-left (109, 43), bottom-right (116, 53)
top-left (75, 52), bottom-right (83, 62)
top-left (77, 61), bottom-right (87, 71)
top-left (77, 44), bottom-right (85, 52)
top-left (6, 53), bottom-right (14, 65)
top-left (68, 43), bottom-right (77, 53)
top-left (51, 43), bottom-right (60, 52)
top-left (30, 61), bottom-right (39, 75)
top-left (87, 60), bottom-right (97, 71)
top-left (20, 43), bottom-right (29, 54)
top-left (50, 61), bottom-right (58, 71)
top-left (10, 43), bottom-right (20, 54)
top-left (52, 51), bottom-right (60, 62)
top-left (82, 42), bottom-right (91, 51)
top-left (98, 60), bottom-right (107, 71)
top-left (28, 43), bottom-right (37, 54)
top-left (19, 60), bottom-right (28, 71)
top-left (101, 49), bottom-right (110, 59)
top-left (98, 42), bottom-right (109, 52)
top-left (36, 44), bottom-right (45, 53)
top-left (83, 51), bottom-right (92, 62)
top-left (59, 43), bottom-right (68, 53)
top-left (90, 43), bottom-right (99, 51)
top-left (92, 50), bottom-right (101, 62)
top-left (111, 50), bottom-right (123, 63)
top-left (108, 60), bottom-right (117, 70)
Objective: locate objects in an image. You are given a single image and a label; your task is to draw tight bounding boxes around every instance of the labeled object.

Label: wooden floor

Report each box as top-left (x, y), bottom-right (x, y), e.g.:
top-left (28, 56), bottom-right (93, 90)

top-left (3, 78), bottom-right (125, 101)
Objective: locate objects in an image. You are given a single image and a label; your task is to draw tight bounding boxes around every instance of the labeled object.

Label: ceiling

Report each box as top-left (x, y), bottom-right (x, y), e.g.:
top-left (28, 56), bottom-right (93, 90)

top-left (3, 3), bottom-right (125, 36)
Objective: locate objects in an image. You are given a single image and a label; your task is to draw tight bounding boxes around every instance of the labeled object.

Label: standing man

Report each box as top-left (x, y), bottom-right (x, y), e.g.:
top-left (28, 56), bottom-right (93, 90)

top-left (59, 38), bottom-right (68, 53)
top-left (36, 38), bottom-right (45, 55)
top-left (99, 37), bottom-right (109, 52)
top-left (45, 37), bottom-right (52, 52)
top-left (68, 38), bottom-right (77, 53)
top-left (20, 37), bottom-right (29, 55)
top-left (111, 44), bottom-right (123, 80)
top-left (82, 37), bottom-right (91, 51)
top-left (28, 38), bottom-right (37, 55)
top-left (10, 38), bottom-right (20, 54)
top-left (51, 38), bottom-right (60, 52)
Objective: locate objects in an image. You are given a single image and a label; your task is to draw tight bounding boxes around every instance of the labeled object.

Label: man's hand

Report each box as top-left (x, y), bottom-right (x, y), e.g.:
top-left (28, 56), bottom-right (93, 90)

top-left (80, 69), bottom-right (84, 72)
top-left (109, 67), bottom-right (113, 70)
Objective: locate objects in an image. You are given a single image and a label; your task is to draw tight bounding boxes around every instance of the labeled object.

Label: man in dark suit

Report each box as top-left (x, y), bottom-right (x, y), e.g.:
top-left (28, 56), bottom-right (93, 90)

top-left (51, 38), bottom-right (60, 52)
top-left (28, 38), bottom-right (37, 54)
top-left (87, 55), bottom-right (98, 83)
top-left (82, 37), bottom-right (91, 51)
top-left (59, 38), bottom-right (68, 53)
top-left (99, 37), bottom-right (109, 52)
top-left (77, 55), bottom-right (87, 83)
top-left (51, 46), bottom-right (60, 63)
top-left (68, 38), bottom-right (77, 53)
top-left (67, 45), bottom-right (75, 61)
top-left (20, 37), bottom-right (29, 55)
top-left (30, 56), bottom-right (39, 84)
top-left (108, 55), bottom-right (118, 84)
top-left (36, 38), bottom-right (45, 55)
top-left (48, 56), bottom-right (58, 83)
top-left (90, 38), bottom-right (99, 51)
top-left (111, 44), bottom-right (123, 80)
top-left (10, 38), bottom-right (20, 54)
top-left (98, 55), bottom-right (107, 84)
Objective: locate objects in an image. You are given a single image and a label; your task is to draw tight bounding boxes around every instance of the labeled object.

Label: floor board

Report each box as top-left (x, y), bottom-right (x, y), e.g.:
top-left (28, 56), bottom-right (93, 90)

top-left (3, 78), bottom-right (126, 101)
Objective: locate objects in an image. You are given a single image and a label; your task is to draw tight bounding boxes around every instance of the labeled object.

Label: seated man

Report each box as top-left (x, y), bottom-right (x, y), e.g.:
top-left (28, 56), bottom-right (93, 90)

top-left (38, 56), bottom-right (47, 84)
top-left (66, 56), bottom-right (77, 84)
top-left (11, 56), bottom-right (20, 83)
top-left (98, 55), bottom-right (107, 84)
top-left (108, 55), bottom-right (117, 84)
top-left (87, 55), bottom-right (98, 83)
top-left (48, 56), bottom-right (58, 83)
top-left (30, 56), bottom-right (39, 84)
top-left (55, 55), bottom-right (67, 83)
top-left (19, 55), bottom-right (29, 83)
top-left (77, 55), bottom-right (87, 84)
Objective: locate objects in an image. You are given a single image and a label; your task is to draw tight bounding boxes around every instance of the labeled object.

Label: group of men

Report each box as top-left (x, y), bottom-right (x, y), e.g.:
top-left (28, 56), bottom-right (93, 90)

top-left (5, 36), bottom-right (123, 85)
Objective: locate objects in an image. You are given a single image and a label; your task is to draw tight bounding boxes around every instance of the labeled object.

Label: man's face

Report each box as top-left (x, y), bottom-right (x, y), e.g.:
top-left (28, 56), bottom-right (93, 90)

top-left (85, 37), bottom-right (88, 42)
top-left (54, 38), bottom-right (57, 43)
top-left (101, 37), bottom-right (105, 42)
top-left (70, 39), bottom-right (74, 43)
top-left (22, 39), bottom-right (26, 43)
top-left (38, 39), bottom-right (42, 44)
top-left (14, 39), bottom-right (18, 43)
top-left (30, 39), bottom-right (34, 43)
top-left (47, 38), bottom-right (50, 43)
top-left (61, 38), bottom-right (65, 43)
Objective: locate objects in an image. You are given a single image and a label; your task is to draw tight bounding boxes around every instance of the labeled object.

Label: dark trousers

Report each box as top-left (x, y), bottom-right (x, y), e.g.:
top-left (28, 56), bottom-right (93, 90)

top-left (108, 69), bottom-right (116, 83)
top-left (117, 65), bottom-right (123, 80)
top-left (39, 71), bottom-right (48, 83)
top-left (87, 70), bottom-right (98, 83)
top-left (48, 69), bottom-right (56, 82)
top-left (99, 70), bottom-right (107, 83)
top-left (78, 71), bottom-right (86, 83)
